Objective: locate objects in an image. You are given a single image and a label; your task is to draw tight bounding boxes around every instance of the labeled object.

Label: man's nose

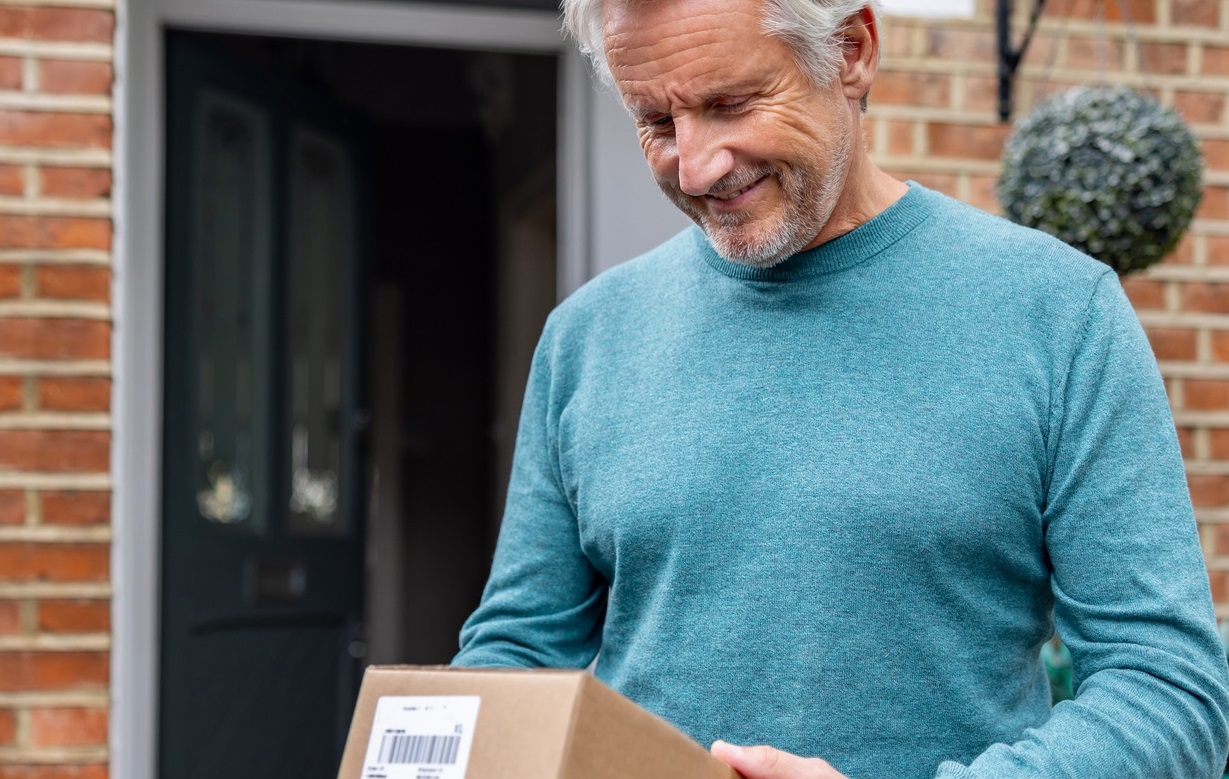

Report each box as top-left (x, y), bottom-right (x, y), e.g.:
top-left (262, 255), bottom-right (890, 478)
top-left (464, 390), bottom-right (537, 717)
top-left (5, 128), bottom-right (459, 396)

top-left (675, 119), bottom-right (734, 197)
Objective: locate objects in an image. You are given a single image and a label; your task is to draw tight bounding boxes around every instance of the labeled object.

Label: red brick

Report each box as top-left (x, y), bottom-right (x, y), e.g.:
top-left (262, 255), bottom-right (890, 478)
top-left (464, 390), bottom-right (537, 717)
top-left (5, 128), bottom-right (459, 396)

top-left (1205, 139), bottom-right (1229, 173)
top-left (1174, 91), bottom-right (1226, 124)
top-left (35, 266), bottom-right (109, 302)
top-left (1213, 524), bottom-right (1229, 555)
top-left (1211, 569), bottom-right (1229, 601)
top-left (923, 28), bottom-right (996, 60)
top-left (1067, 37), bottom-right (1124, 70)
top-left (41, 167), bottom-right (110, 199)
top-left (1021, 33), bottom-right (1059, 65)
top-left (0, 651), bottom-right (107, 691)
top-left (0, 215), bottom-right (110, 249)
top-left (883, 22), bottom-right (913, 57)
top-left (0, 266), bottom-right (20, 299)
top-left (963, 75), bottom-right (999, 113)
top-left (1213, 331), bottom-right (1229, 361)
top-left (0, 375), bottom-right (24, 411)
top-left (0, 8), bottom-right (113, 43)
top-left (1205, 46), bottom-right (1229, 76)
top-left (927, 122), bottom-right (1010, 160)
top-left (1199, 186), bottom-right (1229, 221)
top-left (885, 120), bottom-right (912, 156)
top-left (29, 707), bottom-right (107, 747)
top-left (41, 491), bottom-right (108, 526)
top-left (0, 602), bottom-right (20, 635)
top-left (872, 71), bottom-right (951, 107)
top-left (1188, 473), bottom-right (1229, 507)
top-left (0, 431), bottom-right (108, 472)
top-left (1166, 233), bottom-right (1196, 265)
top-left (1184, 379), bottom-right (1229, 410)
top-left (1146, 327), bottom-right (1198, 360)
top-left (0, 543), bottom-right (108, 582)
top-left (1173, 0), bottom-right (1219, 26)
top-left (1210, 429), bottom-right (1229, 460)
top-left (1138, 42), bottom-right (1190, 75)
top-left (37, 600), bottom-right (108, 633)
top-left (0, 491), bottom-right (23, 525)
top-left (0, 767), bottom-right (107, 779)
top-left (1121, 277), bottom-right (1165, 310)
top-left (0, 165), bottom-right (22, 197)
top-left (1209, 236), bottom-right (1229, 266)
top-left (0, 57), bottom-right (20, 92)
top-left (0, 709), bottom-right (13, 746)
top-left (39, 60), bottom-right (112, 95)
top-left (1182, 282), bottom-right (1229, 313)
top-left (38, 377), bottom-right (109, 412)
top-left (0, 112), bottom-right (110, 149)
top-left (0, 319), bottom-right (110, 360)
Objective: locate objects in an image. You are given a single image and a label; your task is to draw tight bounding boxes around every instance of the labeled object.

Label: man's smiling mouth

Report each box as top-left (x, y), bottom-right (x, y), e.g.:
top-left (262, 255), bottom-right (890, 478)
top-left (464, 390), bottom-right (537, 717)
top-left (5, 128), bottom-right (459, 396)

top-left (708, 175), bottom-right (766, 202)
top-left (710, 182), bottom-right (756, 200)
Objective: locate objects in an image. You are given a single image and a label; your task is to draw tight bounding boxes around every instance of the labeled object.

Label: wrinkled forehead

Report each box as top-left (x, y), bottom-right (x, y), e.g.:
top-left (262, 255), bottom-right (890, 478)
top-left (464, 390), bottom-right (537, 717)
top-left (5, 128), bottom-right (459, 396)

top-left (602, 0), bottom-right (778, 75)
top-left (603, 0), bottom-right (794, 108)
top-left (602, 0), bottom-right (770, 44)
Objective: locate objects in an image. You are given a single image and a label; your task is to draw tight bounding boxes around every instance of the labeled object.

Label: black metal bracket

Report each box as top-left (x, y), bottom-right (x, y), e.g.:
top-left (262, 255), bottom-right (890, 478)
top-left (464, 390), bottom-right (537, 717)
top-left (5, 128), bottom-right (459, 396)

top-left (998, 0), bottom-right (1048, 121)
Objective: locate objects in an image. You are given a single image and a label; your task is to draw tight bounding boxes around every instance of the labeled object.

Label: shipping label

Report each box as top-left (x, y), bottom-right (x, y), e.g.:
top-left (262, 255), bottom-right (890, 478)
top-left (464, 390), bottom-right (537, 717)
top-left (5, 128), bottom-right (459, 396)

top-left (362, 695), bottom-right (481, 779)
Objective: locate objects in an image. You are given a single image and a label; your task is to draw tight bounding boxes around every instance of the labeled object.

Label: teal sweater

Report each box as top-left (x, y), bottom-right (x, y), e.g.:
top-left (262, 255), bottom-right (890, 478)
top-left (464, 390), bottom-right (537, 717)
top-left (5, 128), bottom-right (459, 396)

top-left (454, 185), bottom-right (1229, 778)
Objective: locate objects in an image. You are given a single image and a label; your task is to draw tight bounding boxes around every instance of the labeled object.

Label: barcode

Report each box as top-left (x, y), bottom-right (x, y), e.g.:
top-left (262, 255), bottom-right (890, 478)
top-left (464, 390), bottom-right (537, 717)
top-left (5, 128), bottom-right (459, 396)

top-left (379, 733), bottom-right (462, 765)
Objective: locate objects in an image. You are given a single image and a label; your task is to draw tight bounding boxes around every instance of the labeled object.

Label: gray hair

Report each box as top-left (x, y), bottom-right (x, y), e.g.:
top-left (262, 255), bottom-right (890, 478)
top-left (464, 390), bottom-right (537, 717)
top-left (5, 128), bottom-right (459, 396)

top-left (563, 0), bottom-right (882, 93)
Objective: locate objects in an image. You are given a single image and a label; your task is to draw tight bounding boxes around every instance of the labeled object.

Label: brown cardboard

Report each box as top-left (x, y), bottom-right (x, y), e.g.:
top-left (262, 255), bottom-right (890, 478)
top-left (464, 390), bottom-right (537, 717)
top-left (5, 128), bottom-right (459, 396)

top-left (338, 666), bottom-right (740, 779)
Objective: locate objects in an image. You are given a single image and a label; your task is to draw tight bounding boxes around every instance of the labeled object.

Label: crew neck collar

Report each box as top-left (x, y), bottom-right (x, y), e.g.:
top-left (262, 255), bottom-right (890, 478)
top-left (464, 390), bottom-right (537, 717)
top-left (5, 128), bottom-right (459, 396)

top-left (698, 181), bottom-right (938, 281)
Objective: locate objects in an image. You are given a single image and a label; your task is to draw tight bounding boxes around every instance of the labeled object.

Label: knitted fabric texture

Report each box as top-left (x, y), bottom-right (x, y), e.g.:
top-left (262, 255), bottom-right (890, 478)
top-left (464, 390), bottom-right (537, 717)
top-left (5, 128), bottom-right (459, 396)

top-left (454, 184), bottom-right (1229, 779)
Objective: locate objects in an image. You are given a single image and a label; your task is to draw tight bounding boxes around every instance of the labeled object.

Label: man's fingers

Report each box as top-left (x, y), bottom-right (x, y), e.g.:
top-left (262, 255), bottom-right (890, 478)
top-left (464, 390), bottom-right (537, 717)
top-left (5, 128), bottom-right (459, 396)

top-left (710, 740), bottom-right (844, 778)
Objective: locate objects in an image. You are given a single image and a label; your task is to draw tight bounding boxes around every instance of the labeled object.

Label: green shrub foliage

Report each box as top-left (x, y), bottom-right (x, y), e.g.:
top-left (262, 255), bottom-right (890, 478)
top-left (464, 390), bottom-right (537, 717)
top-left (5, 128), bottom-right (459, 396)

top-left (998, 85), bottom-right (1203, 275)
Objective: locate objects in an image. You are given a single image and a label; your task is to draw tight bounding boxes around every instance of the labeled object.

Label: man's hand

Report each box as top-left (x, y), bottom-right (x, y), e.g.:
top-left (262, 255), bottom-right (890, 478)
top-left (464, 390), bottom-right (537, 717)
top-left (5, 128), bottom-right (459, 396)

top-left (710, 740), bottom-right (851, 779)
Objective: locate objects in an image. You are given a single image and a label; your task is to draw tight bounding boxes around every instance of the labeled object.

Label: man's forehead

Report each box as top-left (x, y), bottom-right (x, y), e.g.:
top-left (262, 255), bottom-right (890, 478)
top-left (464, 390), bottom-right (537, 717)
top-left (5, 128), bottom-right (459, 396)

top-left (602, 0), bottom-right (768, 39)
top-left (604, 0), bottom-right (786, 106)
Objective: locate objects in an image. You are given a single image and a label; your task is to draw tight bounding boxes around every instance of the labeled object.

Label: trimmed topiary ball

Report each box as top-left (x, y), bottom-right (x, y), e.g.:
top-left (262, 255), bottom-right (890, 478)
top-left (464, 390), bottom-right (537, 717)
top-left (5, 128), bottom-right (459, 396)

top-left (998, 85), bottom-right (1203, 275)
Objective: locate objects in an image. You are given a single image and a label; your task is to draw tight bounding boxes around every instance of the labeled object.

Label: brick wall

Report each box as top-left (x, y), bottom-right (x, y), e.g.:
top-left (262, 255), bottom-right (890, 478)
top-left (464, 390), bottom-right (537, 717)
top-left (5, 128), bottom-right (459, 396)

top-left (869, 0), bottom-right (1229, 617)
top-left (0, 0), bottom-right (114, 777)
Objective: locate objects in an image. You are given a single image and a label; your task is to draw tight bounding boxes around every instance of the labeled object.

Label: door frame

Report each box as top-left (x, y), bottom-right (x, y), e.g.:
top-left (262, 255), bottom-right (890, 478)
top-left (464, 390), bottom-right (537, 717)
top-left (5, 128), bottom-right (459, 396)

top-left (114, 2), bottom-right (589, 777)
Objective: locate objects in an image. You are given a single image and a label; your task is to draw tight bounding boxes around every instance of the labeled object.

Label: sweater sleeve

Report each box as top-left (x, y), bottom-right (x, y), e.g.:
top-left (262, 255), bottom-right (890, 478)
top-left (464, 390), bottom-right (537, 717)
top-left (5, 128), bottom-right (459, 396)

top-left (452, 323), bottom-right (606, 669)
top-left (936, 272), bottom-right (1229, 779)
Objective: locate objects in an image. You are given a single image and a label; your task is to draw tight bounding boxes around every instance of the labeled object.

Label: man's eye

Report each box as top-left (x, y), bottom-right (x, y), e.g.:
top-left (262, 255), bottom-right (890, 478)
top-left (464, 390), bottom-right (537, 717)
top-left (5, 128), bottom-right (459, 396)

top-left (715, 99), bottom-right (749, 113)
top-left (649, 115), bottom-right (673, 128)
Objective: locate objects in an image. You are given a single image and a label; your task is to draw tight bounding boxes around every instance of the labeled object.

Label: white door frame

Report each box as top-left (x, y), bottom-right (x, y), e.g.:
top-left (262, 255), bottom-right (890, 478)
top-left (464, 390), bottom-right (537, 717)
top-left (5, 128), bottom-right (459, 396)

top-left (112, 2), bottom-right (588, 777)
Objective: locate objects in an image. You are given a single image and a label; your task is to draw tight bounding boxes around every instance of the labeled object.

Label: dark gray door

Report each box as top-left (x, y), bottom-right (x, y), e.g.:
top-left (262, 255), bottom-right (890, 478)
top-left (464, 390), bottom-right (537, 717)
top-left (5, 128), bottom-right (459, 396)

top-left (160, 32), bottom-right (367, 779)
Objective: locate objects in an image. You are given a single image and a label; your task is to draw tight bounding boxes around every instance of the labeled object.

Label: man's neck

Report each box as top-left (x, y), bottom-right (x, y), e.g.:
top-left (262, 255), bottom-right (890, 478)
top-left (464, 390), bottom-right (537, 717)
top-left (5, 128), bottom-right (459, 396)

top-left (811, 151), bottom-right (909, 249)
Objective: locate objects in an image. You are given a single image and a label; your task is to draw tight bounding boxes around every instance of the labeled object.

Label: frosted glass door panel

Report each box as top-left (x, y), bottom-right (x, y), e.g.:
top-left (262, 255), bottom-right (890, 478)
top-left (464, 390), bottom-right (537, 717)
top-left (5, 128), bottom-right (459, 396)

top-left (285, 128), bottom-right (353, 536)
top-left (190, 91), bottom-right (273, 533)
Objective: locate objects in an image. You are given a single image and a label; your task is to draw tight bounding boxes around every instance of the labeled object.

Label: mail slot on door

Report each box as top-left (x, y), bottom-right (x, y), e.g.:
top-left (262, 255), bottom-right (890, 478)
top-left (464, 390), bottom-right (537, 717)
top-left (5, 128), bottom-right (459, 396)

top-left (247, 558), bottom-right (308, 603)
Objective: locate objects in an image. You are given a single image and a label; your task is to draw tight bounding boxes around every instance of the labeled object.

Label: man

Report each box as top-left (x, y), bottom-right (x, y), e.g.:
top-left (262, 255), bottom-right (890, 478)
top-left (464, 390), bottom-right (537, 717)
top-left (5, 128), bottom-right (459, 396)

top-left (453, 0), bottom-right (1229, 776)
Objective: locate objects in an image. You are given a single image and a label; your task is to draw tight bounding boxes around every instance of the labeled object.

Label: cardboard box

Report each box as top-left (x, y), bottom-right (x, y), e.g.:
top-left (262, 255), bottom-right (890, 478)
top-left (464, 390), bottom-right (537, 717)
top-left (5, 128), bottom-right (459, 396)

top-left (338, 666), bottom-right (740, 779)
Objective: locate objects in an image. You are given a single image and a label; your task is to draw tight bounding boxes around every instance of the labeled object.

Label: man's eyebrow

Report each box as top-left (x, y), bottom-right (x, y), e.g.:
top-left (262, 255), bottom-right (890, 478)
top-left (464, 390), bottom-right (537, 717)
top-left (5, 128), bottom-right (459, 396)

top-left (624, 101), bottom-right (663, 121)
top-left (701, 79), bottom-right (762, 101)
top-left (624, 84), bottom-right (760, 120)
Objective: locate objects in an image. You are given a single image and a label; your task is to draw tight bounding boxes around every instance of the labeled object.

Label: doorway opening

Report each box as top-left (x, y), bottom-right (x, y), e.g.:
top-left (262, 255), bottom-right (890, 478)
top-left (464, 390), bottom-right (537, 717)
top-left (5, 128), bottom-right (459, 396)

top-left (159, 29), bottom-right (557, 778)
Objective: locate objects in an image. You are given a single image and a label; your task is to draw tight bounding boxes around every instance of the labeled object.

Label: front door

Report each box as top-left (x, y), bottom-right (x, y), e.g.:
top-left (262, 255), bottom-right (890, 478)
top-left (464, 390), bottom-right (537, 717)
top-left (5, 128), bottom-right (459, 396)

top-left (160, 32), bottom-right (367, 778)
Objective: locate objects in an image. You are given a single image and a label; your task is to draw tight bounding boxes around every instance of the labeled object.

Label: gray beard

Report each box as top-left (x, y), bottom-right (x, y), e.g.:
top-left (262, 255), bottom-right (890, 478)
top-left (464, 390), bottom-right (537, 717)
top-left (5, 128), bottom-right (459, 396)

top-left (658, 128), bottom-right (853, 268)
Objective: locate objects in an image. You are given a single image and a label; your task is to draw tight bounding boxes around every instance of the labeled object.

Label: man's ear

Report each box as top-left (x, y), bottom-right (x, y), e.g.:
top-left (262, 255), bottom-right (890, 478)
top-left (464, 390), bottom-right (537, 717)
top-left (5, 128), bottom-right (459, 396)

top-left (839, 7), bottom-right (879, 107)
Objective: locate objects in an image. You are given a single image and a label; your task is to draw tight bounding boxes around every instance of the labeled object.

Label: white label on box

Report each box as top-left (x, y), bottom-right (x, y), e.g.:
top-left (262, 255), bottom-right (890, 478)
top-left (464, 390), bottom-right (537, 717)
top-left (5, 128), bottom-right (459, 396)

top-left (362, 696), bottom-right (481, 779)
